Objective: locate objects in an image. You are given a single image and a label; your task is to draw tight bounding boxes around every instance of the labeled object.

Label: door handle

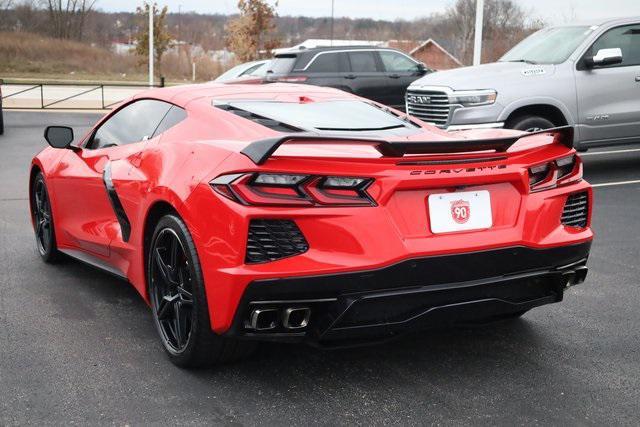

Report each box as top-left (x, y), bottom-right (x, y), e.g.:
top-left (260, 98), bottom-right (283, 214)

top-left (635, 76), bottom-right (640, 82)
top-left (344, 74), bottom-right (357, 79)
top-left (389, 74), bottom-right (401, 79)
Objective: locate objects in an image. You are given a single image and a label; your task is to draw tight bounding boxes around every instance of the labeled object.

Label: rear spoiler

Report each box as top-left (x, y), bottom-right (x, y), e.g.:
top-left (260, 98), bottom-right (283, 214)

top-left (240, 126), bottom-right (574, 165)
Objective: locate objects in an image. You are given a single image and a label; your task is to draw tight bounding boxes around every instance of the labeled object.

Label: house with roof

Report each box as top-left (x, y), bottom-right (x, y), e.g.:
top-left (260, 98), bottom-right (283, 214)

top-left (386, 39), bottom-right (463, 70)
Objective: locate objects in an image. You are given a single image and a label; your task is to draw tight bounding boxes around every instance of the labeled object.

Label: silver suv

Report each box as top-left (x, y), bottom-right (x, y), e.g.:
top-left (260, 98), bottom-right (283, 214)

top-left (407, 17), bottom-right (640, 150)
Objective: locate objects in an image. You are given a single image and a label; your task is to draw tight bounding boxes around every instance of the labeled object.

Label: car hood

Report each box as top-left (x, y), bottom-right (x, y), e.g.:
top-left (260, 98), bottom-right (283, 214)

top-left (410, 61), bottom-right (557, 91)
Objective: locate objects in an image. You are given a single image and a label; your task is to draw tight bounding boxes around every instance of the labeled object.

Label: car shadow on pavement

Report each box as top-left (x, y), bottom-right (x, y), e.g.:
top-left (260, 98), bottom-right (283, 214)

top-left (35, 246), bottom-right (550, 391)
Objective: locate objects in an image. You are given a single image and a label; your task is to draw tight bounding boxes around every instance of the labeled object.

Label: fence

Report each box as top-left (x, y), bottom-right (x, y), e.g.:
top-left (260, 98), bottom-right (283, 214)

top-left (0, 79), bottom-right (165, 110)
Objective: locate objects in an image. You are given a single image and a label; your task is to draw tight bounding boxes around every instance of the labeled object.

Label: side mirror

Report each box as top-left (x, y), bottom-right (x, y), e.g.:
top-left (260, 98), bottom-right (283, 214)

top-left (585, 48), bottom-right (623, 68)
top-left (44, 126), bottom-right (74, 149)
top-left (416, 62), bottom-right (428, 75)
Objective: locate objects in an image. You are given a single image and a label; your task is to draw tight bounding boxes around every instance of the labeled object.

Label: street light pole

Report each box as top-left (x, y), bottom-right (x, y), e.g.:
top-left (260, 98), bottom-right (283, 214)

top-left (472, 0), bottom-right (484, 66)
top-left (330, 0), bottom-right (334, 46)
top-left (149, 2), bottom-right (154, 87)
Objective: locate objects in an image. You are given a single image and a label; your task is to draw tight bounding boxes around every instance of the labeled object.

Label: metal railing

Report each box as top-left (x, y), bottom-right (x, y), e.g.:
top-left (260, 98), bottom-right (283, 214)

top-left (0, 78), bottom-right (165, 110)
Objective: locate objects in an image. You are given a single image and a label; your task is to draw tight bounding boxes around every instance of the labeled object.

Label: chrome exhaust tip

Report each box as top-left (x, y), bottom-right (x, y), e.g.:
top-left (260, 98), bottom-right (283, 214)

top-left (283, 307), bottom-right (311, 330)
top-left (249, 308), bottom-right (279, 331)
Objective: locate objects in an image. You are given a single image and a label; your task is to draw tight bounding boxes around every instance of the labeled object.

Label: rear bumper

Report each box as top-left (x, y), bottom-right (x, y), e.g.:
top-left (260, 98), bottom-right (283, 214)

top-left (225, 241), bottom-right (591, 346)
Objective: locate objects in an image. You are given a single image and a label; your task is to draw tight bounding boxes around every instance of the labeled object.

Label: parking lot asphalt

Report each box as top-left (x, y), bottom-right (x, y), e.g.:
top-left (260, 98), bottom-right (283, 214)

top-left (1, 111), bottom-right (639, 425)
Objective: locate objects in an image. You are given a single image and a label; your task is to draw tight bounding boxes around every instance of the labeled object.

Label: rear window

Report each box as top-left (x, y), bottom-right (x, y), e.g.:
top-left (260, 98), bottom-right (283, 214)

top-left (307, 52), bottom-right (344, 72)
top-left (348, 51), bottom-right (378, 72)
top-left (268, 56), bottom-right (297, 74)
top-left (220, 100), bottom-right (411, 131)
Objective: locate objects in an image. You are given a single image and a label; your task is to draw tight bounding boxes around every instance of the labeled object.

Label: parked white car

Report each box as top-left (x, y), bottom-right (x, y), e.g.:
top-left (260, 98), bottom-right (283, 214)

top-left (214, 60), bottom-right (271, 83)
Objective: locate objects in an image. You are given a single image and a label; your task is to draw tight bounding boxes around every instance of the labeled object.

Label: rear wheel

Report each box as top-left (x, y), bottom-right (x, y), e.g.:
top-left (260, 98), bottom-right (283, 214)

top-left (0, 106), bottom-right (4, 135)
top-left (147, 214), bottom-right (255, 368)
top-left (31, 172), bottom-right (61, 262)
top-left (506, 115), bottom-right (555, 132)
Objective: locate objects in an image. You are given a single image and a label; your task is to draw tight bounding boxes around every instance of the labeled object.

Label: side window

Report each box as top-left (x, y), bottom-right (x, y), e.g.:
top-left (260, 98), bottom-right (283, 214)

top-left (152, 106), bottom-right (187, 137)
top-left (307, 53), bottom-right (341, 72)
top-left (348, 51), bottom-right (379, 72)
top-left (586, 24), bottom-right (640, 68)
top-left (379, 51), bottom-right (419, 72)
top-left (90, 99), bottom-right (172, 149)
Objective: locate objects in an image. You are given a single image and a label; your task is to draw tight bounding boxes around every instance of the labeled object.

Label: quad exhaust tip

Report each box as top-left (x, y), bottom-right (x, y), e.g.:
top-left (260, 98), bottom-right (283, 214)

top-left (562, 266), bottom-right (588, 288)
top-left (250, 308), bottom-right (279, 331)
top-left (248, 307), bottom-right (311, 331)
top-left (283, 307), bottom-right (311, 330)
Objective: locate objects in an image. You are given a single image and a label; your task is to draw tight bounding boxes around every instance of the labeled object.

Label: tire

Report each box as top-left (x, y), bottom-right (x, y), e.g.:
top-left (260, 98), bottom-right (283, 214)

top-left (0, 106), bottom-right (4, 135)
top-left (506, 115), bottom-right (555, 132)
top-left (147, 214), bottom-right (256, 368)
top-left (31, 172), bottom-right (62, 263)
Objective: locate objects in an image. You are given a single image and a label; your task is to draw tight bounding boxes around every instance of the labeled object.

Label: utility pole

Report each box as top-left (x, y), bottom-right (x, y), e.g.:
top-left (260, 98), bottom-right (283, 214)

top-left (330, 0), bottom-right (334, 46)
top-left (149, 2), bottom-right (154, 87)
top-left (178, 4), bottom-right (182, 42)
top-left (472, 0), bottom-right (484, 66)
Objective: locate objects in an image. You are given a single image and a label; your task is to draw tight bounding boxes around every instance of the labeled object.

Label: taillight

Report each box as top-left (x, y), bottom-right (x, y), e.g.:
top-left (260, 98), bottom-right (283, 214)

top-left (528, 163), bottom-right (551, 187)
top-left (556, 155), bottom-right (577, 180)
top-left (275, 76), bottom-right (308, 83)
top-left (528, 155), bottom-right (582, 192)
top-left (211, 173), bottom-right (375, 207)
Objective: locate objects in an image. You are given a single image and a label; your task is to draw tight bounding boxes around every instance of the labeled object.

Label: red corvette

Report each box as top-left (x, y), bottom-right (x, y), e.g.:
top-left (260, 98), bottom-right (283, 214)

top-left (30, 83), bottom-right (592, 367)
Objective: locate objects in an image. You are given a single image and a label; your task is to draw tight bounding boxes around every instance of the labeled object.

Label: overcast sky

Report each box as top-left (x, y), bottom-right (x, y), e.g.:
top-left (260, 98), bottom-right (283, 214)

top-left (99, 0), bottom-right (640, 25)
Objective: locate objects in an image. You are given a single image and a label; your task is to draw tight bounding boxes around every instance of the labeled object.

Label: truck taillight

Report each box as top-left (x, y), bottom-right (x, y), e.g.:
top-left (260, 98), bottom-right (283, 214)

top-left (211, 173), bottom-right (375, 207)
top-left (528, 155), bottom-right (582, 192)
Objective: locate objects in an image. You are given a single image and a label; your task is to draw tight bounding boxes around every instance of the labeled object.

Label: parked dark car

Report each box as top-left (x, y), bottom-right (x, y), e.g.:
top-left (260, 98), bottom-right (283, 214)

top-left (265, 46), bottom-right (430, 110)
top-left (0, 80), bottom-right (4, 135)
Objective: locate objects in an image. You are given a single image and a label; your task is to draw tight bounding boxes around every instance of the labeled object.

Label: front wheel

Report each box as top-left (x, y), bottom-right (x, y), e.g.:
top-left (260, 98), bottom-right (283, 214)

top-left (506, 115), bottom-right (555, 133)
top-left (31, 172), bottom-right (61, 262)
top-left (147, 214), bottom-right (255, 368)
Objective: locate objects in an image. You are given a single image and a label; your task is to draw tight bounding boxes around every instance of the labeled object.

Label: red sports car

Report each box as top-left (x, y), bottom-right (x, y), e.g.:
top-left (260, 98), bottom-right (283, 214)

top-left (31, 83), bottom-right (592, 367)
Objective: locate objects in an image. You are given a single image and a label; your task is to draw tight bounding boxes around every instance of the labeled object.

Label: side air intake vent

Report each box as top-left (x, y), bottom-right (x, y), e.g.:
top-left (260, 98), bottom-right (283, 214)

top-left (246, 219), bottom-right (309, 263)
top-left (561, 191), bottom-right (589, 228)
top-left (215, 104), bottom-right (303, 133)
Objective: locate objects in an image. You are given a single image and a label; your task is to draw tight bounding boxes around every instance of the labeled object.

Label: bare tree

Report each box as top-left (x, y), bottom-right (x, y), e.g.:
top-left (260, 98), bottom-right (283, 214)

top-left (439, 0), bottom-right (543, 64)
top-left (0, 0), bottom-right (13, 10)
top-left (0, 0), bottom-right (13, 29)
top-left (226, 0), bottom-right (280, 62)
top-left (41, 0), bottom-right (96, 40)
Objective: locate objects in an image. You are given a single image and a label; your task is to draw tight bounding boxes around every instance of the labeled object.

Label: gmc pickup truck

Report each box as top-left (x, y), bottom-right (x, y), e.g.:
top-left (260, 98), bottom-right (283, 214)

top-left (406, 17), bottom-right (640, 150)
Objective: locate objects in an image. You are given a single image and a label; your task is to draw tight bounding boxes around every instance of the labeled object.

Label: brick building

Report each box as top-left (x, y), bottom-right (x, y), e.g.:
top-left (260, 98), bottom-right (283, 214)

top-left (386, 39), bottom-right (463, 70)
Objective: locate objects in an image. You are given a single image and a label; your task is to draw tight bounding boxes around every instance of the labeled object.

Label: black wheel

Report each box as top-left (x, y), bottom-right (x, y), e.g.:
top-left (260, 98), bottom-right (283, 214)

top-left (31, 172), bottom-right (61, 262)
top-left (0, 106), bottom-right (4, 135)
top-left (506, 115), bottom-right (555, 133)
top-left (147, 214), bottom-right (255, 368)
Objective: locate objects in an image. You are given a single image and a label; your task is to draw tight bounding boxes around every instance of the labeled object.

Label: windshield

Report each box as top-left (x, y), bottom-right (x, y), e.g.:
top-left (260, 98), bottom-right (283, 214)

top-left (500, 26), bottom-right (595, 64)
top-left (243, 62), bottom-right (269, 77)
top-left (267, 56), bottom-right (297, 74)
top-left (215, 62), bottom-right (263, 82)
top-left (225, 100), bottom-right (412, 131)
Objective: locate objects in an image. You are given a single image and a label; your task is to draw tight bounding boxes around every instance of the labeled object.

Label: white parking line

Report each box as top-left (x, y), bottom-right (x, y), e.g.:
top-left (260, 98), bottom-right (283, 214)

top-left (591, 179), bottom-right (640, 188)
top-left (581, 148), bottom-right (640, 157)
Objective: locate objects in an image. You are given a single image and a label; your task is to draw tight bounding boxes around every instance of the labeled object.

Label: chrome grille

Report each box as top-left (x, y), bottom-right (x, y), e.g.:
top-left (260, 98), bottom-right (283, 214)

top-left (406, 90), bottom-right (451, 127)
top-left (561, 192), bottom-right (589, 228)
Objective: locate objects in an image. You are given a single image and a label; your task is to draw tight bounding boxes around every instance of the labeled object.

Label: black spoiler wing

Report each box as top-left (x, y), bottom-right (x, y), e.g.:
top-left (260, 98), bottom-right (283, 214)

top-left (240, 126), bottom-right (574, 165)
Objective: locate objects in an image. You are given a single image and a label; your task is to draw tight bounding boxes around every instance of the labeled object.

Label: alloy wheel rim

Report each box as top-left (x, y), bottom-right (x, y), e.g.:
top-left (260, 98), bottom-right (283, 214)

top-left (33, 180), bottom-right (52, 255)
top-left (525, 127), bottom-right (544, 132)
top-left (150, 228), bottom-right (194, 353)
